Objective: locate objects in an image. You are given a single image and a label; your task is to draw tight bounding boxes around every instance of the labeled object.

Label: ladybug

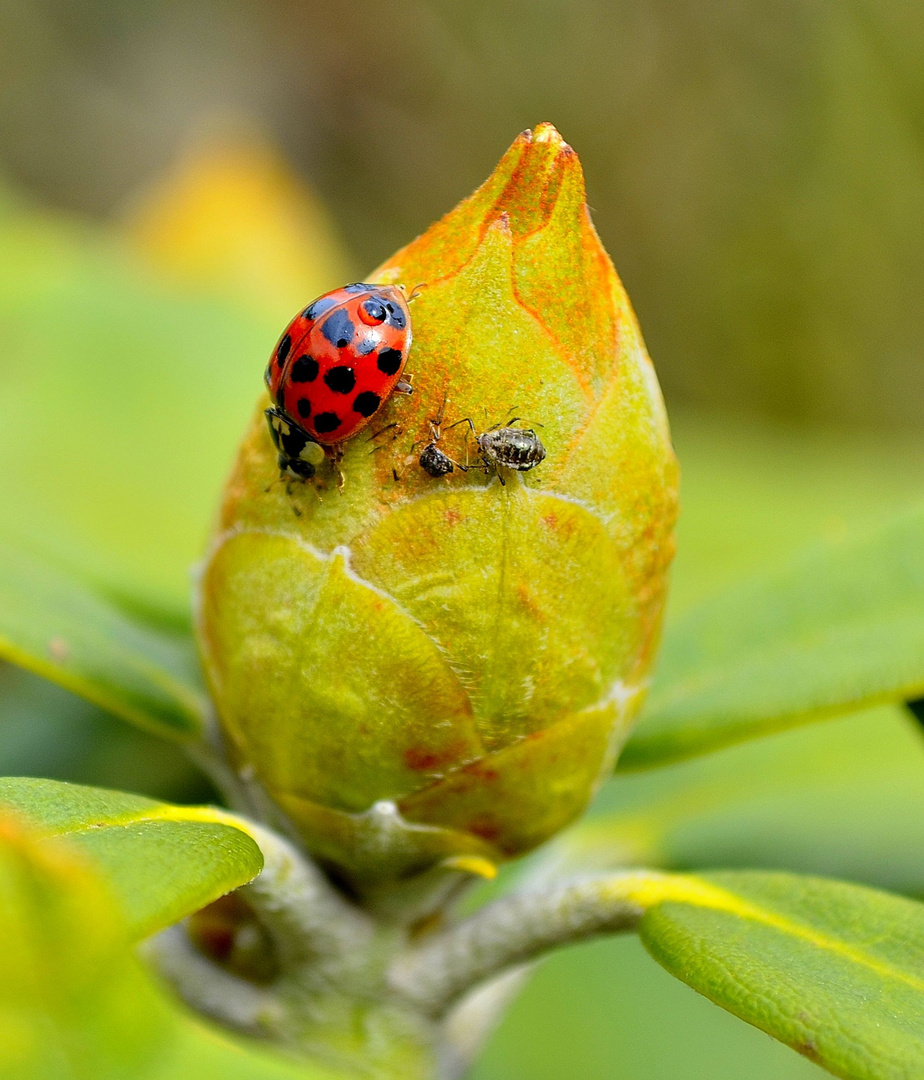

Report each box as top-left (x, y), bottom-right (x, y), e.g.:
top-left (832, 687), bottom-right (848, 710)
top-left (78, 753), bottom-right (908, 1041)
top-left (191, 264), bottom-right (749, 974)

top-left (264, 283), bottom-right (413, 478)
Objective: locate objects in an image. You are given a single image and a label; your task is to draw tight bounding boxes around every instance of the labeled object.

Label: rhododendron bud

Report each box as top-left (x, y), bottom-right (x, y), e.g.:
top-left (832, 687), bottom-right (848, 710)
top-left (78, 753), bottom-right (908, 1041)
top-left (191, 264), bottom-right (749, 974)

top-left (197, 124), bottom-right (678, 887)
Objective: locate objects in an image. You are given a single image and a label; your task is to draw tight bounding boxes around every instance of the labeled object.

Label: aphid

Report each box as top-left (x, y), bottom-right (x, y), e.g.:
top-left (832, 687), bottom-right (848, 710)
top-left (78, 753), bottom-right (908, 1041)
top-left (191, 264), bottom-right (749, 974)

top-left (264, 283), bottom-right (413, 480)
top-left (419, 440), bottom-right (455, 478)
top-left (417, 400), bottom-right (464, 478)
top-left (455, 417), bottom-right (546, 485)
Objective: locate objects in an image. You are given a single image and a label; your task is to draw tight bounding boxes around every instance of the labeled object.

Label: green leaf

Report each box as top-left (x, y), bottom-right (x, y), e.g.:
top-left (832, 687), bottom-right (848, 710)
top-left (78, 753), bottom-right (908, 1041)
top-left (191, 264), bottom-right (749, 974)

top-left (622, 506), bottom-right (924, 769)
top-left (0, 777), bottom-right (262, 940)
top-left (639, 870), bottom-right (924, 1079)
top-left (0, 805), bottom-right (344, 1080)
top-left (554, 706), bottom-right (924, 897)
top-left (0, 165), bottom-right (345, 609)
top-left (0, 809), bottom-right (170, 1079)
top-left (0, 541), bottom-right (206, 740)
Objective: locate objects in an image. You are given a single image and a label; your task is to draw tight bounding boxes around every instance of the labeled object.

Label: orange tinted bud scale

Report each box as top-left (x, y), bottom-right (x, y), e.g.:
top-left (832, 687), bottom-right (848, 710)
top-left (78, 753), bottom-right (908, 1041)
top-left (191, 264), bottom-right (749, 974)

top-left (201, 126), bottom-right (679, 887)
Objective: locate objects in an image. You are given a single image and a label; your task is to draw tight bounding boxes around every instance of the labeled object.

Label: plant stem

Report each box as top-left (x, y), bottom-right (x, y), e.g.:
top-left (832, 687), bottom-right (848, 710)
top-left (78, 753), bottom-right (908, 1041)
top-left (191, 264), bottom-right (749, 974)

top-left (389, 872), bottom-right (666, 1017)
top-left (241, 822), bottom-right (374, 972)
top-left (143, 923), bottom-right (280, 1035)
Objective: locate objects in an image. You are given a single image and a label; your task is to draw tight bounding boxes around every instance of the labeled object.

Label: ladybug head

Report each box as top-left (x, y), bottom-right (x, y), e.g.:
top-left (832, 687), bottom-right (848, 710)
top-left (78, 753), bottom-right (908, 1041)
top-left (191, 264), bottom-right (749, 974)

top-left (358, 285), bottom-right (409, 331)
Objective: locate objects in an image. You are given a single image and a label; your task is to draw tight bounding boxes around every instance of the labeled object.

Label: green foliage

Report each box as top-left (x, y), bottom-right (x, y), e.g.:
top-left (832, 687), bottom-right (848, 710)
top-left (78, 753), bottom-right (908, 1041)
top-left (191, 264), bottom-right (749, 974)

top-left (0, 807), bottom-right (345, 1080)
top-left (640, 871), bottom-right (924, 1080)
top-left (471, 934), bottom-right (822, 1080)
top-left (623, 506), bottom-right (924, 769)
top-left (2, 127), bottom-right (924, 1080)
top-left (0, 777), bottom-right (262, 939)
top-left (555, 706), bottom-right (924, 897)
top-left (0, 541), bottom-right (205, 740)
top-left (0, 810), bottom-right (170, 1080)
top-left (0, 211), bottom-right (274, 609)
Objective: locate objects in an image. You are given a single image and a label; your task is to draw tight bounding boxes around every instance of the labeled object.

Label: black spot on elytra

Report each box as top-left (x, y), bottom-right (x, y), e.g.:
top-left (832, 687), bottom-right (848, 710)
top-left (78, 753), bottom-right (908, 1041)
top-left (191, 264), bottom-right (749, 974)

top-left (384, 302), bottom-right (406, 329)
top-left (303, 296), bottom-right (337, 321)
top-left (321, 308), bottom-right (356, 349)
top-left (377, 347), bottom-right (402, 376)
top-left (362, 299), bottom-right (386, 323)
top-left (324, 366), bottom-right (356, 394)
top-left (314, 411), bottom-right (342, 434)
top-left (277, 333), bottom-right (292, 362)
top-left (296, 397), bottom-right (312, 418)
top-left (353, 391), bottom-right (381, 418)
top-left (290, 355), bottom-right (319, 382)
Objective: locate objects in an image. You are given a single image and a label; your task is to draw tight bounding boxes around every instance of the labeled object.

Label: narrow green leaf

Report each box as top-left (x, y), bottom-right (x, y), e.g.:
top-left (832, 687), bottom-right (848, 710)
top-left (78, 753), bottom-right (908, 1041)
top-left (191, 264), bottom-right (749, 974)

top-left (556, 707), bottom-right (924, 897)
top-left (0, 806), bottom-right (345, 1080)
top-left (0, 777), bottom-right (263, 940)
top-left (0, 541), bottom-right (206, 739)
top-left (0, 810), bottom-right (170, 1080)
top-left (622, 506), bottom-right (924, 769)
top-left (639, 871), bottom-right (924, 1080)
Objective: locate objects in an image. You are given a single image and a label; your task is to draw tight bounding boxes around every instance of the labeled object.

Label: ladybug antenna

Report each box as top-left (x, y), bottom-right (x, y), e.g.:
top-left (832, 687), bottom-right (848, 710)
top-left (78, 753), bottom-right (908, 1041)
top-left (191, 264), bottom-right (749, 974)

top-left (408, 282), bottom-right (428, 303)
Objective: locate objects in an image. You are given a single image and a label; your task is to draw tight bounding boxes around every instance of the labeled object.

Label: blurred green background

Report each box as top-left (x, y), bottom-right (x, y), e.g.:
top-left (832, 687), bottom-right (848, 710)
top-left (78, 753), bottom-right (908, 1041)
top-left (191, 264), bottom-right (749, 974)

top-left (1, 1), bottom-right (924, 1077)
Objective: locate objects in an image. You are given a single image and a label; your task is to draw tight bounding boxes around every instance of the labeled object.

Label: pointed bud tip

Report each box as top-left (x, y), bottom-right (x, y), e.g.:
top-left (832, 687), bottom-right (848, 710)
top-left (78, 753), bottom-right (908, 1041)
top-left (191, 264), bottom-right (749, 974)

top-left (531, 121), bottom-right (568, 147)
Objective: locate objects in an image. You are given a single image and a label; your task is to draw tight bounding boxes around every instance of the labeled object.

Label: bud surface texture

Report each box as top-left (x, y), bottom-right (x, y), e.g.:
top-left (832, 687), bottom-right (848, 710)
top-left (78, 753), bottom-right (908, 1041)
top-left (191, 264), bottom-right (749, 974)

top-left (198, 125), bottom-right (679, 884)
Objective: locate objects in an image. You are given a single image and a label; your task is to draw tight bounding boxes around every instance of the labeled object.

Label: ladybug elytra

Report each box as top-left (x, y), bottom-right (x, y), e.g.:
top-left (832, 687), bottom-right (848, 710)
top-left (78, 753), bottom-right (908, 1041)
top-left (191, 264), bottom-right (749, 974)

top-left (265, 283), bottom-right (413, 478)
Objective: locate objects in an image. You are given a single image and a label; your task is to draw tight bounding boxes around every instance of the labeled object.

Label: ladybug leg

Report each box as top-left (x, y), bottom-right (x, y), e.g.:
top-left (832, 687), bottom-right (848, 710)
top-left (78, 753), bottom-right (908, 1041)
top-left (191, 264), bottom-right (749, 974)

top-left (395, 379), bottom-right (414, 395)
top-left (325, 443), bottom-right (346, 493)
top-left (368, 421), bottom-right (399, 443)
top-left (367, 422), bottom-right (403, 457)
top-left (390, 451), bottom-right (417, 483)
top-left (284, 478), bottom-right (303, 516)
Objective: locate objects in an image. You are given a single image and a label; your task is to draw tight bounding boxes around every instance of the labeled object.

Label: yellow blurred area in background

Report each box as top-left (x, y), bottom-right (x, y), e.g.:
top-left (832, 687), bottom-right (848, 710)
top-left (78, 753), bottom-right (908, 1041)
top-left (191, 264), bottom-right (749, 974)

top-left (0, 132), bottom-right (349, 609)
top-left (123, 133), bottom-right (350, 318)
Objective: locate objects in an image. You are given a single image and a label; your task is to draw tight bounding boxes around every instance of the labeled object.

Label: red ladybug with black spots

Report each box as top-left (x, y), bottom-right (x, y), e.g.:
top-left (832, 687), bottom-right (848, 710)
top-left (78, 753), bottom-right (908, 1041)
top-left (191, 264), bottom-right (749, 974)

top-left (264, 283), bottom-right (413, 479)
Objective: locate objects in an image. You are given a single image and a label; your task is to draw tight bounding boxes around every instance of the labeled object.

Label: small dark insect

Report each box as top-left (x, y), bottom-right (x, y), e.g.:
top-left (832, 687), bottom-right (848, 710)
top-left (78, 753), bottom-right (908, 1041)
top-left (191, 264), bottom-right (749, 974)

top-left (453, 417), bottom-right (547, 485)
top-left (417, 397), bottom-right (466, 478)
top-left (419, 440), bottom-right (455, 478)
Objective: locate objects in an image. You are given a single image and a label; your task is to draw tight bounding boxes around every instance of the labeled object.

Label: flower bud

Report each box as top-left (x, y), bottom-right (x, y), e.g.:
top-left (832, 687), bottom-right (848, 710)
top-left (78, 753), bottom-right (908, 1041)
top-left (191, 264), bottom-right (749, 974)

top-left (197, 124), bottom-right (678, 886)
